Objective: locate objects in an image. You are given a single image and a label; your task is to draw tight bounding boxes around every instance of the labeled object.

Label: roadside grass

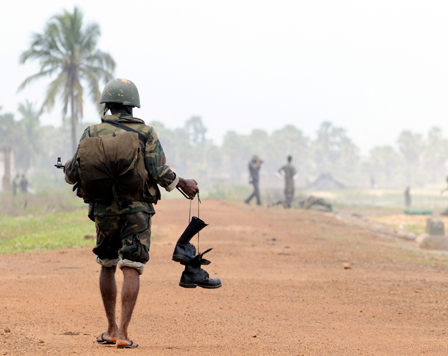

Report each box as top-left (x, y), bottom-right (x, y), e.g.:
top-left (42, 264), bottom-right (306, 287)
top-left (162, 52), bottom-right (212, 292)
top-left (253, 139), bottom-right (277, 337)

top-left (0, 189), bottom-right (85, 215)
top-left (325, 230), bottom-right (448, 268)
top-left (391, 248), bottom-right (448, 267)
top-left (327, 188), bottom-right (448, 211)
top-left (200, 183), bottom-right (251, 201)
top-left (404, 224), bottom-right (426, 235)
top-left (0, 208), bottom-right (96, 254)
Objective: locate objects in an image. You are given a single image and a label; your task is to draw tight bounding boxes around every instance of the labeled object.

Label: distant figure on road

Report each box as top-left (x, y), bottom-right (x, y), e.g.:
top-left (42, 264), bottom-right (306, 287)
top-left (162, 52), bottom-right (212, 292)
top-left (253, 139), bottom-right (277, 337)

top-left (12, 174), bottom-right (20, 196)
top-left (278, 155), bottom-right (297, 208)
top-left (245, 155), bottom-right (263, 206)
top-left (20, 174), bottom-right (28, 194)
top-left (404, 186), bottom-right (411, 208)
top-left (370, 175), bottom-right (376, 189)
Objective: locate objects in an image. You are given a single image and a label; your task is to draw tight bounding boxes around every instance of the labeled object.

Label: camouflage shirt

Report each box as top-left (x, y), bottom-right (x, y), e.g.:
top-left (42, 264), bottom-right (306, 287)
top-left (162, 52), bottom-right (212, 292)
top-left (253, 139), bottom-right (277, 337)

top-left (65, 113), bottom-right (179, 216)
top-left (279, 163), bottom-right (297, 181)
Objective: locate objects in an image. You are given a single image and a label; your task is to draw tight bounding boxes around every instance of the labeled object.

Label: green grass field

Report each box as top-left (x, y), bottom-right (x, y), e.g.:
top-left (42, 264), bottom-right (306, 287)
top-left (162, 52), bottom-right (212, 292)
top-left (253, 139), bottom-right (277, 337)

top-left (0, 208), bottom-right (95, 254)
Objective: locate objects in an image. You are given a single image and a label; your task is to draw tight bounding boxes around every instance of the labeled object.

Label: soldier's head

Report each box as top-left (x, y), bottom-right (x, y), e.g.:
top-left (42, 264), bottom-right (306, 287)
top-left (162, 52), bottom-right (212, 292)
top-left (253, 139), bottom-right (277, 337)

top-left (100, 78), bottom-right (140, 116)
top-left (105, 102), bottom-right (132, 116)
top-left (287, 155), bottom-right (292, 163)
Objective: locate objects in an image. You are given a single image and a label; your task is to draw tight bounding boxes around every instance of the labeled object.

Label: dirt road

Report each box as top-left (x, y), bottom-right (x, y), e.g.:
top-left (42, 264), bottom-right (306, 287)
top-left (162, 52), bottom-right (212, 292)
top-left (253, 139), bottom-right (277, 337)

top-left (1, 199), bottom-right (448, 355)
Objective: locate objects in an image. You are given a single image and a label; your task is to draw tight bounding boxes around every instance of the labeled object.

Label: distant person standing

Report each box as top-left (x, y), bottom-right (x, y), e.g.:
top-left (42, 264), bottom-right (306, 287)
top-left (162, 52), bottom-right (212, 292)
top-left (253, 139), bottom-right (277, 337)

top-left (370, 175), bottom-right (376, 189)
top-left (404, 186), bottom-right (411, 208)
top-left (245, 155), bottom-right (263, 206)
top-left (20, 174), bottom-right (28, 194)
top-left (12, 174), bottom-right (20, 196)
top-left (278, 155), bottom-right (297, 208)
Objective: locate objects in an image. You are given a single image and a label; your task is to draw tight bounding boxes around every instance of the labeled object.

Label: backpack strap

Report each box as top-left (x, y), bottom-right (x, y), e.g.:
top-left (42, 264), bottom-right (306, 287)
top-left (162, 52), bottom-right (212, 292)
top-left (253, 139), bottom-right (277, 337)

top-left (102, 120), bottom-right (147, 144)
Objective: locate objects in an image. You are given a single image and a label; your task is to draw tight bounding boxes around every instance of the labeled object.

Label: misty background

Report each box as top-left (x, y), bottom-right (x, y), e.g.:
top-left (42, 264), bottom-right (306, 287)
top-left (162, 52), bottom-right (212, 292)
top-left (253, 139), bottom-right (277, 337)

top-left (2, 1), bottom-right (448, 200)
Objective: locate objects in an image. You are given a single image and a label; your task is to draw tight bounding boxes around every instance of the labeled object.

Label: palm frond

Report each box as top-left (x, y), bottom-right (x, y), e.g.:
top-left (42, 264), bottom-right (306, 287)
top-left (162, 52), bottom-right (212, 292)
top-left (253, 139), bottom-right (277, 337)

top-left (39, 71), bottom-right (68, 117)
top-left (80, 68), bottom-right (101, 104)
top-left (80, 23), bottom-right (100, 54)
top-left (45, 22), bottom-right (66, 56)
top-left (84, 50), bottom-right (116, 73)
top-left (74, 81), bottom-right (84, 120)
top-left (81, 65), bottom-right (114, 83)
top-left (17, 68), bottom-right (59, 92)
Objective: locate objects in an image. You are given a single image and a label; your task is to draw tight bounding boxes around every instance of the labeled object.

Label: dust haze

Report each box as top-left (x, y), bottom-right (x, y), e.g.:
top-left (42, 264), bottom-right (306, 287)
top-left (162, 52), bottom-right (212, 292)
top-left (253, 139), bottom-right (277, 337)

top-left (1, 1), bottom-right (448, 208)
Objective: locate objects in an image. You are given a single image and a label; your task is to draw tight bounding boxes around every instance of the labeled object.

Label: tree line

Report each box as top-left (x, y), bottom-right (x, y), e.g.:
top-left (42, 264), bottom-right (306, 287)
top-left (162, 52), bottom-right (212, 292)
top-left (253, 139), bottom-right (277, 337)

top-left (1, 6), bottom-right (447, 191)
top-left (1, 105), bottom-right (447, 189)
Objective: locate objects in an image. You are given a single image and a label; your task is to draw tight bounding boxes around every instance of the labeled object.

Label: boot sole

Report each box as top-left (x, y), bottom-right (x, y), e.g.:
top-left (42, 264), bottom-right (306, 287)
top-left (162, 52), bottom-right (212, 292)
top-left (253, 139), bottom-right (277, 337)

top-left (179, 282), bottom-right (222, 289)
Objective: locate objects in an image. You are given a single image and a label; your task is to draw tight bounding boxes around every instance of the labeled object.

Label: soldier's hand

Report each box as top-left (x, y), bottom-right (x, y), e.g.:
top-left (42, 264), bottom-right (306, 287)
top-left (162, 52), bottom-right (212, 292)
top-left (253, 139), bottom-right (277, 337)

top-left (177, 178), bottom-right (199, 199)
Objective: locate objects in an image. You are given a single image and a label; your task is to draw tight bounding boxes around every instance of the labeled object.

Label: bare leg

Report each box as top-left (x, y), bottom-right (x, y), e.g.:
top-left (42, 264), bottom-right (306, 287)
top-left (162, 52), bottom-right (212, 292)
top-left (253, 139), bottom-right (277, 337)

top-left (98, 265), bottom-right (118, 343)
top-left (116, 267), bottom-right (140, 347)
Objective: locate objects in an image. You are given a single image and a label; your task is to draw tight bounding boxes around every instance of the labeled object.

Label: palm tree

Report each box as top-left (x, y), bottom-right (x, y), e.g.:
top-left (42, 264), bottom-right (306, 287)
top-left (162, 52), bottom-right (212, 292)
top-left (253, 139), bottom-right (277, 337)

top-left (18, 6), bottom-right (115, 154)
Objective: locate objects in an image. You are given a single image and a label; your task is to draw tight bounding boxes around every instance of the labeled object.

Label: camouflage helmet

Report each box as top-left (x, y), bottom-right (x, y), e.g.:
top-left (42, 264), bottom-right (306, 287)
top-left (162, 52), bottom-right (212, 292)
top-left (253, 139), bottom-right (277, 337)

top-left (99, 78), bottom-right (140, 108)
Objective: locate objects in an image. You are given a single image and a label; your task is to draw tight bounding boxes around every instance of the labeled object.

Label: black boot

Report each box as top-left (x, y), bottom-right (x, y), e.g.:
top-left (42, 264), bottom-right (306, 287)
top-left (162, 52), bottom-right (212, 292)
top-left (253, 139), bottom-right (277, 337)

top-left (172, 216), bottom-right (208, 264)
top-left (179, 249), bottom-right (222, 289)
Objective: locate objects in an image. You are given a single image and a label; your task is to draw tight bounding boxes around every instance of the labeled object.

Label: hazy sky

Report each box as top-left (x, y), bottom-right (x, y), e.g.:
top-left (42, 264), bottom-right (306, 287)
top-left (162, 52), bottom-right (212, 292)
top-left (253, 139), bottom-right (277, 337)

top-left (2, 0), bottom-right (448, 154)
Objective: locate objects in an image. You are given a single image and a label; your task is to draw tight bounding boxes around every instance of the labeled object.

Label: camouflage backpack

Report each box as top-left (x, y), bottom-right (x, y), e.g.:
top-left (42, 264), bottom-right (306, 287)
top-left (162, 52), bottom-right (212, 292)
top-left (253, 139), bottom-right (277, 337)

top-left (76, 120), bottom-right (148, 203)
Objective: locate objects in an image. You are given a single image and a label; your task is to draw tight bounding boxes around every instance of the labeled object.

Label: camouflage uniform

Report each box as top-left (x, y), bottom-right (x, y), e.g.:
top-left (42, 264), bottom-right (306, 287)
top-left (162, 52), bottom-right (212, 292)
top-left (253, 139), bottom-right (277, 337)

top-left (65, 113), bottom-right (179, 274)
top-left (279, 163), bottom-right (297, 208)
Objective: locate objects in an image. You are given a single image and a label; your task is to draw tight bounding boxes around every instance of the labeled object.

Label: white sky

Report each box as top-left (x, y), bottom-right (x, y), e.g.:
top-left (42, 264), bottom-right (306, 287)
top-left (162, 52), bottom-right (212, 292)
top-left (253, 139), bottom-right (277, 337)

top-left (2, 0), bottom-right (448, 154)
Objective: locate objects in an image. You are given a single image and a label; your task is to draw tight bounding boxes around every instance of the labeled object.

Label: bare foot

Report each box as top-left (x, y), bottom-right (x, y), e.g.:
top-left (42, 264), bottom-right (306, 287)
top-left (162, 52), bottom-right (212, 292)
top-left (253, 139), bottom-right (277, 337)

top-left (96, 332), bottom-right (117, 345)
top-left (116, 339), bottom-right (138, 348)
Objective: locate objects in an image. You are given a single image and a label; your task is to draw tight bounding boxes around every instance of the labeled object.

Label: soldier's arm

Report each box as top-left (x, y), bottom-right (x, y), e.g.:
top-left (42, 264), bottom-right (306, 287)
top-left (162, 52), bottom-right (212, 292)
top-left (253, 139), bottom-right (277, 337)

top-left (144, 128), bottom-right (199, 199)
top-left (64, 128), bottom-right (90, 185)
top-left (144, 127), bottom-right (179, 191)
top-left (253, 160), bottom-right (263, 169)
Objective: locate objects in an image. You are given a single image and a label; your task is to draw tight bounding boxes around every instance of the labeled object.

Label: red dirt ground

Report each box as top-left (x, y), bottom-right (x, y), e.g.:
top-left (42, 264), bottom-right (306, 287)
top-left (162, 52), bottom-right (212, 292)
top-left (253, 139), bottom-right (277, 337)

top-left (1, 199), bottom-right (448, 355)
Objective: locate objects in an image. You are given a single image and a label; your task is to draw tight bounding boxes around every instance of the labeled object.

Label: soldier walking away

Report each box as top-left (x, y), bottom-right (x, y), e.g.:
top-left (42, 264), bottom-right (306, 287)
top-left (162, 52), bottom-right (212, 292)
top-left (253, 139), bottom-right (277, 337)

top-left (278, 155), bottom-right (297, 208)
top-left (63, 78), bottom-right (219, 349)
top-left (19, 174), bottom-right (28, 194)
top-left (404, 186), bottom-right (411, 208)
top-left (244, 155), bottom-right (263, 206)
top-left (12, 174), bottom-right (20, 196)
